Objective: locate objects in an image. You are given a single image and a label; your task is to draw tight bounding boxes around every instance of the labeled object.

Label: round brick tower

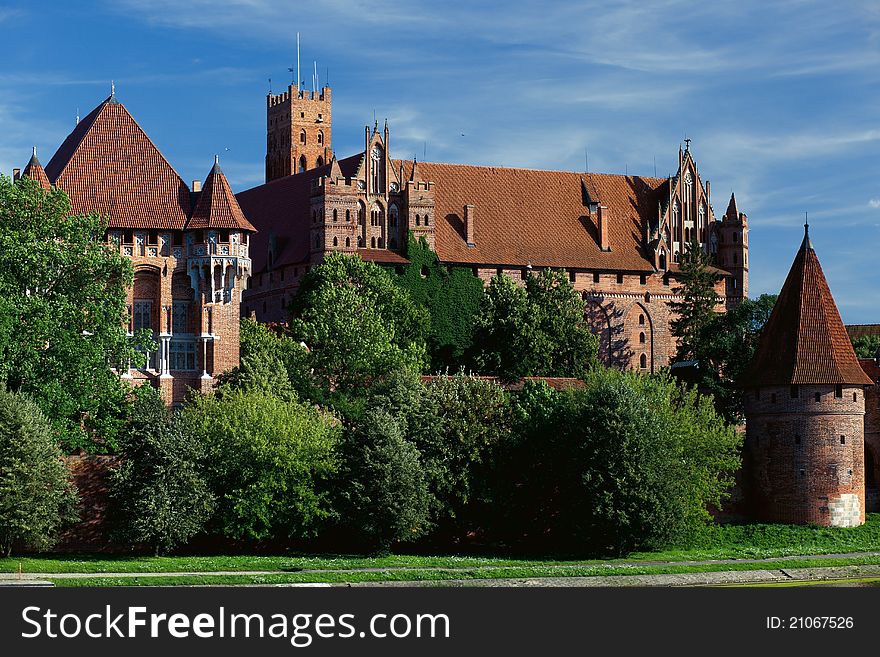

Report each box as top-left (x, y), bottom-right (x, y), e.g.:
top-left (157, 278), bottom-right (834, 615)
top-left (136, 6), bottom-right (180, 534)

top-left (742, 224), bottom-right (872, 527)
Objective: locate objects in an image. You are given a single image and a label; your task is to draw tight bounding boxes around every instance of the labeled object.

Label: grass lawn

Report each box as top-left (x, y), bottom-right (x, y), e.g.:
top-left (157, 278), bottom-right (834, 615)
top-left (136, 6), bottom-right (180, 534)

top-left (3, 514), bottom-right (880, 581)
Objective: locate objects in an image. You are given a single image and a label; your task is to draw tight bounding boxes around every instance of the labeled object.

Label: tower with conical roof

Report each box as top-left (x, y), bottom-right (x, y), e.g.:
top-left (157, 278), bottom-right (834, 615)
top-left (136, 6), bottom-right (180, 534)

top-left (21, 146), bottom-right (51, 190)
top-left (715, 192), bottom-right (748, 308)
top-left (742, 224), bottom-right (872, 527)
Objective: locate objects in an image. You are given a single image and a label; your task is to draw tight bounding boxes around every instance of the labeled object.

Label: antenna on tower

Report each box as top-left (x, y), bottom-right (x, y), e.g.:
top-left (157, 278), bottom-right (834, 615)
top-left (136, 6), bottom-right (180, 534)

top-left (268, 77), bottom-right (272, 94)
top-left (423, 141), bottom-right (427, 161)
top-left (313, 61), bottom-right (317, 93)
top-left (584, 148), bottom-right (588, 173)
top-left (653, 155), bottom-right (657, 177)
top-left (296, 32), bottom-right (301, 89)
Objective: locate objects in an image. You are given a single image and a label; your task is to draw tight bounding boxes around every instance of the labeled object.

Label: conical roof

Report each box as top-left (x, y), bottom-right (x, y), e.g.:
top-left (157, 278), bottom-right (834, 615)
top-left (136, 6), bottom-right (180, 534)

top-left (743, 226), bottom-right (872, 386)
top-left (45, 95), bottom-right (191, 229)
top-left (187, 157), bottom-right (256, 232)
top-left (22, 147), bottom-right (50, 190)
top-left (725, 192), bottom-right (739, 220)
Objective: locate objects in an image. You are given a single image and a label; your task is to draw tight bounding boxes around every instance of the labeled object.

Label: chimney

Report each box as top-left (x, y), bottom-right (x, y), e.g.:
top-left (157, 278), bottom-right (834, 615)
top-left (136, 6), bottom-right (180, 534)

top-left (192, 180), bottom-right (202, 193)
top-left (597, 204), bottom-right (610, 251)
top-left (12, 168), bottom-right (20, 182)
top-left (464, 204), bottom-right (476, 246)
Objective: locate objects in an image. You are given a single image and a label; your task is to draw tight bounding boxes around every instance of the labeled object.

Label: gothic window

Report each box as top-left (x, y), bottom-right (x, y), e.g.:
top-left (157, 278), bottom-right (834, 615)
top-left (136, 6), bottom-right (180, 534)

top-left (370, 146), bottom-right (384, 192)
top-left (424, 213), bottom-right (430, 226)
top-left (659, 249), bottom-right (667, 270)
top-left (133, 300), bottom-right (153, 332)
top-left (358, 202), bottom-right (366, 225)
top-left (346, 237), bottom-right (351, 248)
top-left (169, 340), bottom-right (196, 371)
top-left (371, 237), bottom-right (376, 248)
top-left (316, 156), bottom-right (324, 168)
top-left (317, 130), bottom-right (324, 145)
top-left (639, 314), bottom-right (645, 325)
top-left (672, 202), bottom-right (679, 237)
top-left (300, 130), bottom-right (307, 145)
top-left (172, 302), bottom-right (188, 334)
top-left (416, 214), bottom-right (421, 226)
top-left (346, 209), bottom-right (351, 222)
top-left (639, 332), bottom-right (646, 344)
top-left (333, 209), bottom-right (338, 223)
top-left (640, 353), bottom-right (647, 369)
top-left (684, 171), bottom-right (693, 205)
top-left (358, 236), bottom-right (363, 247)
top-left (299, 155), bottom-right (307, 173)
top-left (698, 205), bottom-right (706, 240)
top-left (389, 204), bottom-right (399, 228)
top-left (333, 236), bottom-right (338, 247)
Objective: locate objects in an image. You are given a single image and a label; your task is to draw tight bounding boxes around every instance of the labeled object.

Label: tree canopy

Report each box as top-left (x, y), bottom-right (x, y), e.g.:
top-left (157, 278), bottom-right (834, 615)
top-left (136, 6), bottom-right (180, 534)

top-left (289, 252), bottom-right (429, 391)
top-left (0, 175), bottom-right (140, 452)
top-left (471, 269), bottom-right (598, 381)
top-left (670, 239), bottom-right (722, 363)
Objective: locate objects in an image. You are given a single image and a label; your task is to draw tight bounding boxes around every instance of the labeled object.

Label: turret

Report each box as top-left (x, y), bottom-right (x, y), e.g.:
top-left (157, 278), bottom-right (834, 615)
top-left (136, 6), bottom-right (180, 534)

top-left (742, 224), bottom-right (872, 527)
top-left (21, 146), bottom-right (51, 190)
top-left (716, 192), bottom-right (748, 307)
top-left (265, 83), bottom-right (332, 182)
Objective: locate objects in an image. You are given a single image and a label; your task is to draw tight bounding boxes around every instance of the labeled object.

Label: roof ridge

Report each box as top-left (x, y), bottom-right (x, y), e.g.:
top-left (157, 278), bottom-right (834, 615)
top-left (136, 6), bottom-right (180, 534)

top-left (406, 159), bottom-right (666, 181)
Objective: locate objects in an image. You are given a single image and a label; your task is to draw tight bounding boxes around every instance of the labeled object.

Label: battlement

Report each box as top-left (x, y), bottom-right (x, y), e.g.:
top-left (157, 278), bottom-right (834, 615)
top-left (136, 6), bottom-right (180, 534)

top-left (267, 84), bottom-right (331, 108)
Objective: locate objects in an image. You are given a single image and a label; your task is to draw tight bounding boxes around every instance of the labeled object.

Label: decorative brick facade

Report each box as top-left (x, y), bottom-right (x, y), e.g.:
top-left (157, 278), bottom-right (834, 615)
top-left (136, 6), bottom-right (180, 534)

top-left (239, 85), bottom-right (748, 372)
top-left (23, 93), bottom-right (255, 406)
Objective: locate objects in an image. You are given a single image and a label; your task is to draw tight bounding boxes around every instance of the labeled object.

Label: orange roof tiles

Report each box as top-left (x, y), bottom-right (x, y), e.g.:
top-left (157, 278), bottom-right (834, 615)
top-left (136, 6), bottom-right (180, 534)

top-left (22, 148), bottom-right (50, 190)
top-left (45, 96), bottom-right (191, 230)
top-left (187, 159), bottom-right (256, 232)
top-left (403, 161), bottom-right (663, 271)
top-left (847, 324), bottom-right (880, 341)
top-left (743, 229), bottom-right (872, 386)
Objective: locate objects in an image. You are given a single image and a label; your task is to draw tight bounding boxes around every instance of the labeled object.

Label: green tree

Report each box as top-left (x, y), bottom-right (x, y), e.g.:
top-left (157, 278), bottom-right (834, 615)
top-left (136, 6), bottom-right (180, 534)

top-left (289, 252), bottom-right (430, 391)
top-left (0, 387), bottom-right (78, 556)
top-left (335, 407), bottom-right (431, 553)
top-left (471, 269), bottom-right (598, 381)
top-left (108, 387), bottom-right (214, 555)
top-left (0, 175), bottom-right (141, 452)
top-left (670, 239), bottom-right (722, 362)
top-left (852, 334), bottom-right (880, 359)
top-left (395, 235), bottom-right (485, 369)
top-left (696, 294), bottom-right (777, 422)
top-left (182, 389), bottom-right (340, 541)
top-left (506, 369), bottom-right (741, 555)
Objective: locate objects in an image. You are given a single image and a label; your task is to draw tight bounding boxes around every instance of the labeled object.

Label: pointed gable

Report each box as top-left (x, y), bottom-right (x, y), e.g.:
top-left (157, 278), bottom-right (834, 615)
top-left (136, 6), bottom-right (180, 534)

top-left (187, 158), bottom-right (256, 232)
top-left (725, 192), bottom-right (739, 220)
top-left (22, 147), bottom-right (50, 190)
top-left (45, 96), bottom-right (191, 230)
top-left (743, 227), bottom-right (872, 386)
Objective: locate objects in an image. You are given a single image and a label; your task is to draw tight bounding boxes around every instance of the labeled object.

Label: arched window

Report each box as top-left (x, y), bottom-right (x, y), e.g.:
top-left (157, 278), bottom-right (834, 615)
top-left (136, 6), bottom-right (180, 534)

top-left (389, 204), bottom-right (399, 228)
top-left (345, 237), bottom-right (350, 248)
top-left (317, 130), bottom-right (324, 145)
top-left (370, 146), bottom-right (384, 192)
top-left (358, 202), bottom-right (366, 225)
top-left (333, 236), bottom-right (338, 247)
top-left (416, 214), bottom-right (421, 226)
top-left (333, 209), bottom-right (338, 223)
top-left (346, 209), bottom-right (351, 222)
top-left (316, 156), bottom-right (324, 168)
top-left (299, 155), bottom-right (307, 173)
top-left (424, 213), bottom-right (430, 226)
top-left (300, 130), bottom-right (307, 145)
top-left (639, 314), bottom-right (645, 325)
top-left (640, 353), bottom-right (647, 369)
top-left (639, 332), bottom-right (646, 344)
top-left (358, 236), bottom-right (363, 247)
top-left (371, 237), bottom-right (376, 248)
top-left (672, 201), bottom-right (679, 230)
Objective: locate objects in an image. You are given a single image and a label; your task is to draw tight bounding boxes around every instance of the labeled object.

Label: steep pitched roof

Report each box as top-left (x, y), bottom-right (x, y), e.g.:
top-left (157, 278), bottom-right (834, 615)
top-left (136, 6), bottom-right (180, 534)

top-left (236, 154), bottom-right (362, 272)
top-left (187, 158), bottom-right (256, 232)
top-left (725, 192), bottom-right (739, 220)
top-left (743, 227), bottom-right (872, 386)
top-left (45, 96), bottom-right (191, 230)
top-left (22, 147), bottom-right (50, 190)
top-left (402, 161), bottom-right (664, 271)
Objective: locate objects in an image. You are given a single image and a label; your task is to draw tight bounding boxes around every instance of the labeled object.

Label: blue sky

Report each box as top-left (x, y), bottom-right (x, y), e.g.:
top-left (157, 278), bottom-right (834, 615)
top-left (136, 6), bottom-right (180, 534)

top-left (2, 1), bottom-right (880, 322)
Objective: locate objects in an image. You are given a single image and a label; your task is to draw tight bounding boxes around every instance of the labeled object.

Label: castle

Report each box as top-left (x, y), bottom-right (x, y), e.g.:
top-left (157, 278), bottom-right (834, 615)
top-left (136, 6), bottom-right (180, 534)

top-left (47, 79), bottom-right (880, 531)
top-left (238, 81), bottom-right (749, 375)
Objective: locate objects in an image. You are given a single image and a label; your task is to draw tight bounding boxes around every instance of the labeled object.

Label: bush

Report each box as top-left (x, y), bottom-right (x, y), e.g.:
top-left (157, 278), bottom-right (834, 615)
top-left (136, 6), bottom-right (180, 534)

top-left (0, 387), bottom-right (78, 556)
top-left (182, 389), bottom-right (340, 541)
top-left (109, 387), bottom-right (214, 555)
top-left (335, 407), bottom-right (431, 552)
top-left (508, 369), bottom-right (741, 554)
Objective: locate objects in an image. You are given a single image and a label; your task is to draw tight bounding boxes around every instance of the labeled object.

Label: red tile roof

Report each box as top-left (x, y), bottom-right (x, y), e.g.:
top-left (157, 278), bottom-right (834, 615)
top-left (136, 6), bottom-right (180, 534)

top-left (847, 324), bottom-right (880, 340)
top-left (187, 159), bottom-right (256, 232)
top-left (236, 154), bottom-right (362, 272)
top-left (743, 229), bottom-right (872, 386)
top-left (402, 161), bottom-right (663, 271)
top-left (357, 248), bottom-right (409, 264)
top-left (45, 96), bottom-right (191, 230)
top-left (22, 148), bottom-right (50, 190)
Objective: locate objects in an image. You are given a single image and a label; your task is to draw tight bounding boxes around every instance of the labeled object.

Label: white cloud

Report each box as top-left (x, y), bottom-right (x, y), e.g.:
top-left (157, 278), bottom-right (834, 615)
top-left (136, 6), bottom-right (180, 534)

top-left (870, 198), bottom-right (880, 208)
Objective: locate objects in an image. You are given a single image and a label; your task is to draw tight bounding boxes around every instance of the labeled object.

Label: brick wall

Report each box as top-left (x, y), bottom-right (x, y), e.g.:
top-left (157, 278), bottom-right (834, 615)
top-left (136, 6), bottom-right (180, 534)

top-left (743, 384), bottom-right (866, 526)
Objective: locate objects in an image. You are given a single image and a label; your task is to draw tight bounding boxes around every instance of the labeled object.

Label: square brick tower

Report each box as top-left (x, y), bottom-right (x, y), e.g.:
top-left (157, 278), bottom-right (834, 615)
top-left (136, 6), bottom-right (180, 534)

top-left (266, 83), bottom-right (332, 182)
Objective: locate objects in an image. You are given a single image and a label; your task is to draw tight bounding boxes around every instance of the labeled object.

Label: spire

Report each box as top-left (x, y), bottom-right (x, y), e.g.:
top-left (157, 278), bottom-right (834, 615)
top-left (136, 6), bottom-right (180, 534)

top-left (801, 213), bottom-right (812, 251)
top-left (742, 231), bottom-right (872, 387)
top-left (187, 157), bottom-right (256, 232)
top-left (725, 192), bottom-right (739, 220)
top-left (108, 80), bottom-right (119, 104)
top-left (22, 146), bottom-right (50, 190)
top-left (409, 157), bottom-right (422, 182)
